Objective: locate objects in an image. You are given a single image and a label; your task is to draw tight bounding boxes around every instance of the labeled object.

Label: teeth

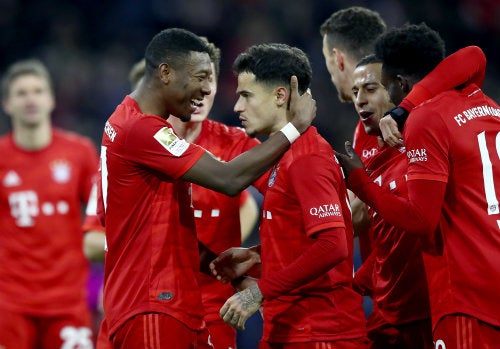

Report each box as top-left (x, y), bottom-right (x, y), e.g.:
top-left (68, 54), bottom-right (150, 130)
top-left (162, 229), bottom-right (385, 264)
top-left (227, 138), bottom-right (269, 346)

top-left (191, 99), bottom-right (202, 107)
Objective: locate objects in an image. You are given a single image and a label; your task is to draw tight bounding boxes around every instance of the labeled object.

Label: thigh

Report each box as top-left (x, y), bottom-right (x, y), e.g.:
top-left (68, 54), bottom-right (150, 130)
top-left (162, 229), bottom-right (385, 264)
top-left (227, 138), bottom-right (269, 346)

top-left (0, 309), bottom-right (36, 349)
top-left (112, 313), bottom-right (198, 349)
top-left (39, 308), bottom-right (94, 349)
top-left (433, 314), bottom-right (500, 349)
top-left (204, 319), bottom-right (236, 349)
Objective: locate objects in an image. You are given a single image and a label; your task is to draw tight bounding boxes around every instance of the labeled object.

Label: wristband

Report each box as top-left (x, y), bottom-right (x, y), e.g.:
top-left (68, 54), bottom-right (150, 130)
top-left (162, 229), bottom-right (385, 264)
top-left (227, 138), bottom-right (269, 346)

top-left (280, 122), bottom-right (301, 143)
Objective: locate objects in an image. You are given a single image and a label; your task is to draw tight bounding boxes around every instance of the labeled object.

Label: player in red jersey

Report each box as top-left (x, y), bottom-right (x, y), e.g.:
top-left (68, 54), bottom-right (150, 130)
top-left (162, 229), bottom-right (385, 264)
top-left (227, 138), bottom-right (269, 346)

top-left (351, 54), bottom-right (433, 349)
top-left (320, 6), bottom-right (387, 266)
top-left (0, 59), bottom-right (98, 348)
top-left (97, 28), bottom-right (315, 348)
top-left (84, 39), bottom-right (261, 349)
top-left (210, 43), bottom-right (368, 349)
top-left (336, 23), bottom-right (500, 348)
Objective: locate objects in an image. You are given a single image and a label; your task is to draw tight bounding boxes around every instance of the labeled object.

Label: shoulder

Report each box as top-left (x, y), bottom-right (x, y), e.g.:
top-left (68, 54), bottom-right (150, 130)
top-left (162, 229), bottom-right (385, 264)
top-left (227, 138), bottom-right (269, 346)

top-left (292, 127), bottom-right (333, 154)
top-left (53, 128), bottom-right (96, 150)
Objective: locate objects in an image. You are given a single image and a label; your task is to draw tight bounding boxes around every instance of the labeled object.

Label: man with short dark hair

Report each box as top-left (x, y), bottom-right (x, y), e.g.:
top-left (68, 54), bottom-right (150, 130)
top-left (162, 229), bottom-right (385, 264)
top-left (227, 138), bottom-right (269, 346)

top-left (337, 23), bottom-right (500, 348)
top-left (98, 28), bottom-right (315, 348)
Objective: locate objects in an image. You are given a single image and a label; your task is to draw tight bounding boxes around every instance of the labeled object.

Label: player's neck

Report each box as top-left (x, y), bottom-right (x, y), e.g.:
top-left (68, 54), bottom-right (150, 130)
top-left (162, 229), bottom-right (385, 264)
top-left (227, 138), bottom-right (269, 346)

top-left (168, 117), bottom-right (202, 143)
top-left (12, 122), bottom-right (52, 150)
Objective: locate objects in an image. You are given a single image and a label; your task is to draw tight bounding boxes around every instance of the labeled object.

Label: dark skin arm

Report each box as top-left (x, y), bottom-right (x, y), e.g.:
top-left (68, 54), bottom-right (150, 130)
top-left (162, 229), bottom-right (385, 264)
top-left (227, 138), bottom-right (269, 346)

top-left (181, 76), bottom-right (316, 196)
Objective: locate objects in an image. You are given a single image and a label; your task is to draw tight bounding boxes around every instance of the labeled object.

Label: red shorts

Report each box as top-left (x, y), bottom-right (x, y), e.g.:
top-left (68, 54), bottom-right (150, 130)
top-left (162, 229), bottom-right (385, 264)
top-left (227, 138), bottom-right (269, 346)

top-left (112, 313), bottom-right (213, 349)
top-left (368, 316), bottom-right (433, 349)
top-left (259, 337), bottom-right (369, 349)
top-left (433, 314), bottom-right (500, 349)
top-left (204, 319), bottom-right (236, 349)
top-left (0, 306), bottom-right (93, 349)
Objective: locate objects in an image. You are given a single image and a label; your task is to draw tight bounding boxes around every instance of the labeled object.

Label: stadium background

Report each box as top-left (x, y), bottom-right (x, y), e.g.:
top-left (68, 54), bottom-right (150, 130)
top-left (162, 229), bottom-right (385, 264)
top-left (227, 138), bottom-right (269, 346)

top-left (1, 0), bottom-right (498, 347)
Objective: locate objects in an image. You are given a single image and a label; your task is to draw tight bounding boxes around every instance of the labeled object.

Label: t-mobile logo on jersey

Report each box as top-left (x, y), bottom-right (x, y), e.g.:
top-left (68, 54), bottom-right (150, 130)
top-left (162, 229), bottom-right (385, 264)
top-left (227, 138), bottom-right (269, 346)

top-left (8, 190), bottom-right (69, 227)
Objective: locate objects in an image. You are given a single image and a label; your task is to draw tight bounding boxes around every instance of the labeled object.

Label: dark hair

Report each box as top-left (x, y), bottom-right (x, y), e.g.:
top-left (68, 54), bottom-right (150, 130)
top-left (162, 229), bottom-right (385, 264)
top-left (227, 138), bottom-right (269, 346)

top-left (2, 59), bottom-right (53, 100)
top-left (144, 28), bottom-right (210, 77)
top-left (200, 37), bottom-right (221, 78)
top-left (232, 43), bottom-right (312, 94)
top-left (375, 23), bottom-right (445, 79)
top-left (355, 54), bottom-right (382, 68)
top-left (320, 6), bottom-right (386, 61)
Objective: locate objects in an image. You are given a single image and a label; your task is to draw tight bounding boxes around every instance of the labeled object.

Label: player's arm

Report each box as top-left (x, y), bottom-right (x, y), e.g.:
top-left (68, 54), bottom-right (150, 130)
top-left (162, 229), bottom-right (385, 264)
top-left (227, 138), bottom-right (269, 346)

top-left (381, 46), bottom-right (487, 146)
top-left (219, 227), bottom-right (347, 330)
top-left (353, 248), bottom-right (375, 296)
top-left (239, 189), bottom-right (259, 243)
top-left (349, 190), bottom-right (371, 237)
top-left (83, 229), bottom-right (106, 262)
top-left (336, 142), bottom-right (445, 236)
top-left (210, 245), bottom-right (262, 283)
top-left (181, 76), bottom-right (316, 196)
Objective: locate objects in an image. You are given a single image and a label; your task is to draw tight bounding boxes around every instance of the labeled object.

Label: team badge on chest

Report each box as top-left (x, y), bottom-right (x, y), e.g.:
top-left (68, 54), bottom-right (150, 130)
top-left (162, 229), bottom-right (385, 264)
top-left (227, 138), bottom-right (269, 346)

top-left (50, 160), bottom-right (71, 183)
top-left (268, 164), bottom-right (279, 187)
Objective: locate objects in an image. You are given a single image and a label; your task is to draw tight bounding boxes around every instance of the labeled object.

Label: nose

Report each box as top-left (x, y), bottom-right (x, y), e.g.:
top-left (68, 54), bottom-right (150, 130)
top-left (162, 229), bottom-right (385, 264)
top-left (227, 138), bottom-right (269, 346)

top-left (355, 90), bottom-right (367, 108)
top-left (201, 80), bottom-right (211, 96)
top-left (234, 96), bottom-right (244, 113)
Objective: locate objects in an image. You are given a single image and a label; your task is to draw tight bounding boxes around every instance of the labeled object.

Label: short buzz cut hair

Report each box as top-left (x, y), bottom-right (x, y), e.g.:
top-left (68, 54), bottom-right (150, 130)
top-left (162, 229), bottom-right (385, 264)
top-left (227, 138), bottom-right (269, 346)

top-left (355, 54), bottom-right (382, 68)
top-left (375, 22), bottom-right (445, 80)
top-left (200, 36), bottom-right (221, 78)
top-left (2, 59), bottom-right (53, 100)
top-left (144, 27), bottom-right (210, 78)
top-left (232, 43), bottom-right (312, 95)
top-left (320, 6), bottom-right (386, 62)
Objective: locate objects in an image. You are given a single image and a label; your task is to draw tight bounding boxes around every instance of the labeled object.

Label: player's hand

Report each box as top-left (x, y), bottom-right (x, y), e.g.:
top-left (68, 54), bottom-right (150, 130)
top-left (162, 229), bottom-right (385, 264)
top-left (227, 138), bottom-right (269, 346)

top-left (210, 247), bottom-right (261, 284)
top-left (380, 106), bottom-right (409, 147)
top-left (379, 115), bottom-right (403, 147)
top-left (334, 141), bottom-right (364, 178)
top-left (287, 75), bottom-right (316, 134)
top-left (220, 283), bottom-right (262, 330)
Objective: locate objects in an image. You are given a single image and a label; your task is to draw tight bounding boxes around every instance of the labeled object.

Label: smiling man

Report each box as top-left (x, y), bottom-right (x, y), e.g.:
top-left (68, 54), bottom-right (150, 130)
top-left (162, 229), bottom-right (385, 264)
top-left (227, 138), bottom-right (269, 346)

top-left (97, 28), bottom-right (316, 348)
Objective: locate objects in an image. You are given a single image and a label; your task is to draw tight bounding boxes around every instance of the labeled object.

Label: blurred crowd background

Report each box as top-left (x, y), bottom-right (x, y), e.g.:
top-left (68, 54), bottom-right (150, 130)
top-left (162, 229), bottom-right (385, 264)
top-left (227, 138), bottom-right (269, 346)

top-left (1, 0), bottom-right (499, 152)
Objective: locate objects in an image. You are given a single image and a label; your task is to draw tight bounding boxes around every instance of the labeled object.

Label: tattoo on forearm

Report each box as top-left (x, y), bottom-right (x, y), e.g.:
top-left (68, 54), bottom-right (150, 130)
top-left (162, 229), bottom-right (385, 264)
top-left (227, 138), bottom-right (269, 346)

top-left (237, 285), bottom-right (263, 310)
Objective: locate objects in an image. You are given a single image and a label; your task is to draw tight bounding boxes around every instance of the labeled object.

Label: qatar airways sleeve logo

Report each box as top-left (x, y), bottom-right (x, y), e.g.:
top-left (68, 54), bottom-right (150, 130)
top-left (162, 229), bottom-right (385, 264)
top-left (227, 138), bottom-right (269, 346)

top-left (309, 203), bottom-right (342, 218)
top-left (407, 148), bottom-right (428, 163)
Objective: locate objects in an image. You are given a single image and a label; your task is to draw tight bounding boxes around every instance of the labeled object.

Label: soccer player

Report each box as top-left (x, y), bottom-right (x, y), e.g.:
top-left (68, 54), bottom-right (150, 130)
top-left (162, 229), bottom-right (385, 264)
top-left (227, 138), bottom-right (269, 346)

top-left (211, 43), bottom-right (368, 349)
top-left (97, 28), bottom-right (315, 348)
top-left (351, 54), bottom-right (433, 349)
top-left (84, 39), bottom-right (262, 349)
top-left (319, 6), bottom-right (386, 262)
top-left (0, 59), bottom-right (98, 348)
top-left (336, 23), bottom-right (500, 348)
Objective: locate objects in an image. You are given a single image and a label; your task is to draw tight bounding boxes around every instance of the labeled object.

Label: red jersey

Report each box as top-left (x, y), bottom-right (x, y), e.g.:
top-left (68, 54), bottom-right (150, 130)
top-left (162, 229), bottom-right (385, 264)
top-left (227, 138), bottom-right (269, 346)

top-left (98, 96), bottom-right (206, 336)
top-left (404, 84), bottom-right (500, 328)
top-left (193, 119), bottom-right (260, 322)
top-left (363, 145), bottom-right (431, 325)
top-left (352, 120), bottom-right (379, 164)
top-left (255, 127), bottom-right (366, 343)
top-left (352, 120), bottom-right (378, 263)
top-left (0, 128), bottom-right (98, 315)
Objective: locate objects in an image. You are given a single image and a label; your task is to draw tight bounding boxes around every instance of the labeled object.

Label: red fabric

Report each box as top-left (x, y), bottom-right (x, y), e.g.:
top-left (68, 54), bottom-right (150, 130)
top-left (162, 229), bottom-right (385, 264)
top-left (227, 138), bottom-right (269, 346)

top-left (361, 145), bottom-right (431, 325)
top-left (192, 119), bottom-right (259, 324)
top-left (0, 305), bottom-right (93, 349)
top-left (433, 314), bottom-right (500, 349)
top-left (98, 96), bottom-right (206, 336)
top-left (257, 127), bottom-right (366, 343)
top-left (0, 129), bottom-right (98, 317)
top-left (403, 46), bottom-right (486, 110)
top-left (259, 227), bottom-right (347, 300)
top-left (349, 83), bottom-right (500, 330)
top-left (112, 313), bottom-right (201, 349)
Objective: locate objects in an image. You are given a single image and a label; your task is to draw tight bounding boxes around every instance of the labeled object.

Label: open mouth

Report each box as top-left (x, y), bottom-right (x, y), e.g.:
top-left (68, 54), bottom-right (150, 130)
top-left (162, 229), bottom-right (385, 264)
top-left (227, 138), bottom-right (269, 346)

top-left (190, 99), bottom-right (202, 112)
top-left (359, 111), bottom-right (374, 120)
